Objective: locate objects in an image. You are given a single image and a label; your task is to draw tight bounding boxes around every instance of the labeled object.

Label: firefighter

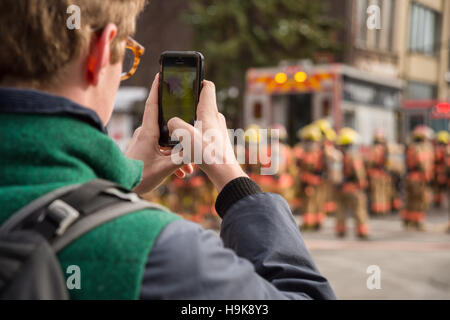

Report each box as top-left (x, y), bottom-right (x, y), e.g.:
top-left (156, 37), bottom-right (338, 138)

top-left (291, 131), bottom-right (305, 213)
top-left (433, 131), bottom-right (449, 207)
top-left (257, 125), bottom-right (278, 193)
top-left (367, 130), bottom-right (392, 215)
top-left (385, 143), bottom-right (405, 213)
top-left (197, 168), bottom-right (220, 229)
top-left (315, 119), bottom-right (339, 216)
top-left (401, 125), bottom-right (435, 230)
top-left (335, 128), bottom-right (370, 239)
top-left (243, 124), bottom-right (262, 184)
top-left (268, 124), bottom-right (295, 204)
top-left (297, 124), bottom-right (326, 231)
top-left (168, 165), bottom-right (208, 223)
top-left (445, 142), bottom-right (450, 233)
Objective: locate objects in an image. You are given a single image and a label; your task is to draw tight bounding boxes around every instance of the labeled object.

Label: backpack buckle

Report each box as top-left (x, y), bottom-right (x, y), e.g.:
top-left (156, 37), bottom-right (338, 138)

top-left (104, 188), bottom-right (140, 203)
top-left (46, 200), bottom-right (80, 236)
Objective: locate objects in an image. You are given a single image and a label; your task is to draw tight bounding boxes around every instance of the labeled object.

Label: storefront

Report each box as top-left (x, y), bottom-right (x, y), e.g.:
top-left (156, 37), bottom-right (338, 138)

top-left (402, 100), bottom-right (450, 141)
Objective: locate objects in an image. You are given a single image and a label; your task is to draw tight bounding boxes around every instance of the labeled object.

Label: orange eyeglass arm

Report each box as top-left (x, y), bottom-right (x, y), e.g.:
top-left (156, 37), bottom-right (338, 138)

top-left (121, 36), bottom-right (145, 81)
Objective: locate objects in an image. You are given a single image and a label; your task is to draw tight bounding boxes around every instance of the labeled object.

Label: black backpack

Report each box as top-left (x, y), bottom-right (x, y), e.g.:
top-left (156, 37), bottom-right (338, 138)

top-left (0, 179), bottom-right (169, 300)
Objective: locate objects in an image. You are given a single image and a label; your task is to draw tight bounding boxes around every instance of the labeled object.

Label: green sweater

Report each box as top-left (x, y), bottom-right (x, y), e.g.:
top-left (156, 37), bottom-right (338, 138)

top-left (0, 113), bottom-right (180, 299)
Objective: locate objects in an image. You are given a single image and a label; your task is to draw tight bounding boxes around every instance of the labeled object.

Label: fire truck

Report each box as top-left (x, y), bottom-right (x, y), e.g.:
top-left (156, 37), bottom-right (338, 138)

top-left (243, 62), bottom-right (403, 146)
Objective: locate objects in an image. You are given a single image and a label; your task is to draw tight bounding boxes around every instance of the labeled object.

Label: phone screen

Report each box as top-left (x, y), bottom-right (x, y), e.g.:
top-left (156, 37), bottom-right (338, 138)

top-left (161, 64), bottom-right (198, 125)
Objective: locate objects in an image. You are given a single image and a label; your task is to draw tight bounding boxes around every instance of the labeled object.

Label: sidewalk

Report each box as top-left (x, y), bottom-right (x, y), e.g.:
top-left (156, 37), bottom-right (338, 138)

top-left (299, 209), bottom-right (450, 299)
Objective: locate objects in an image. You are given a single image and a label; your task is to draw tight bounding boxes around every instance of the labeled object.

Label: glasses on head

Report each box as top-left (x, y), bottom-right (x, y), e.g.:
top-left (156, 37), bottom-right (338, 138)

top-left (121, 36), bottom-right (145, 81)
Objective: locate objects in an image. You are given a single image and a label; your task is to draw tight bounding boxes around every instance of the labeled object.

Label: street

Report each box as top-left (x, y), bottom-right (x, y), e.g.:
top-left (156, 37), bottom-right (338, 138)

top-left (298, 208), bottom-right (450, 299)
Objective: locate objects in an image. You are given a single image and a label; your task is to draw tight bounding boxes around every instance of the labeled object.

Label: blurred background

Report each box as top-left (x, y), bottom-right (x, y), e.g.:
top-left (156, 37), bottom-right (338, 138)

top-left (111, 0), bottom-right (450, 148)
top-left (108, 0), bottom-right (450, 300)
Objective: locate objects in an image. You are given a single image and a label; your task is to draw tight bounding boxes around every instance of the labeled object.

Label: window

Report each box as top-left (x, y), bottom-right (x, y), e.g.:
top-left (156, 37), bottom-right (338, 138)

top-left (343, 110), bottom-right (356, 129)
top-left (409, 113), bottom-right (425, 131)
top-left (431, 119), bottom-right (449, 132)
top-left (356, 0), bottom-right (368, 45)
top-left (405, 81), bottom-right (437, 100)
top-left (448, 47), bottom-right (450, 72)
top-left (253, 102), bottom-right (262, 119)
top-left (385, 0), bottom-right (395, 51)
top-left (322, 99), bottom-right (331, 117)
top-left (408, 2), bottom-right (441, 56)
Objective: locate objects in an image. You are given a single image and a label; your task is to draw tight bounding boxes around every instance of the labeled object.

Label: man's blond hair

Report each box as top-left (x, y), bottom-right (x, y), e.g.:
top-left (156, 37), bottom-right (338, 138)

top-left (0, 0), bottom-right (146, 88)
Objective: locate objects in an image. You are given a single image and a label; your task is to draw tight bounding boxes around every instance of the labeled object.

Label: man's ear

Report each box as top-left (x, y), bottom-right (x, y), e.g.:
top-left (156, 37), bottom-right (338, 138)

top-left (86, 23), bottom-right (118, 85)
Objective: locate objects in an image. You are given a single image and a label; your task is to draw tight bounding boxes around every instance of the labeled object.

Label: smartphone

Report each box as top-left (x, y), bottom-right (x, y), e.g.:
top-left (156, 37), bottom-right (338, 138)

top-left (158, 51), bottom-right (204, 147)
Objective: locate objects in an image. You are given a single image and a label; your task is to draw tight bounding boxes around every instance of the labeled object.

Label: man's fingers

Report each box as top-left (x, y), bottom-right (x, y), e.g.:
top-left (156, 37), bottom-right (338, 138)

top-left (197, 80), bottom-right (218, 117)
top-left (174, 164), bottom-right (194, 179)
top-left (183, 164), bottom-right (194, 174)
top-left (174, 168), bottom-right (186, 179)
top-left (142, 73), bottom-right (160, 135)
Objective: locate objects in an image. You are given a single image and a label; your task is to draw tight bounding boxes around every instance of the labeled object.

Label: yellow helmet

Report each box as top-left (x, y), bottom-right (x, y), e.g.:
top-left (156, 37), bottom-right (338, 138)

top-left (269, 123), bottom-right (288, 141)
top-left (324, 128), bottom-right (336, 142)
top-left (337, 127), bottom-right (359, 146)
top-left (437, 130), bottom-right (450, 144)
top-left (314, 119), bottom-right (332, 133)
top-left (245, 124), bottom-right (261, 143)
top-left (299, 124), bottom-right (322, 142)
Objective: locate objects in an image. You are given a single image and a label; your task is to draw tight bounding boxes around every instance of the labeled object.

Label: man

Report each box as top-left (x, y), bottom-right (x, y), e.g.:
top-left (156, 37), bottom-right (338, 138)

top-left (386, 143), bottom-right (405, 213)
top-left (167, 165), bottom-right (207, 222)
top-left (297, 124), bottom-right (326, 231)
top-left (266, 124), bottom-right (295, 205)
top-left (291, 132), bottom-right (306, 214)
top-left (335, 128), bottom-right (370, 239)
top-left (243, 124), bottom-right (263, 184)
top-left (433, 131), bottom-right (449, 207)
top-left (402, 126), bottom-right (435, 230)
top-left (314, 119), bottom-right (340, 216)
top-left (367, 130), bottom-right (392, 215)
top-left (0, 1), bottom-right (335, 299)
top-left (445, 142), bottom-right (450, 233)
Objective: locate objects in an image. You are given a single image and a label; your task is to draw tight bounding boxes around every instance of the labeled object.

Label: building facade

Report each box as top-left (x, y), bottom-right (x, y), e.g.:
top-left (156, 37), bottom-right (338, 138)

top-left (344, 0), bottom-right (450, 140)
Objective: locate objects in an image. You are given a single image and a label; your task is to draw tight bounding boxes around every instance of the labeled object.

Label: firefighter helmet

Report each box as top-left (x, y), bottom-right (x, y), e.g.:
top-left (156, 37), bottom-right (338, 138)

top-left (299, 124), bottom-right (322, 142)
top-left (315, 119), bottom-right (332, 133)
top-left (245, 124), bottom-right (261, 143)
top-left (323, 128), bottom-right (337, 142)
top-left (337, 127), bottom-right (359, 146)
top-left (412, 125), bottom-right (433, 141)
top-left (437, 130), bottom-right (450, 144)
top-left (373, 129), bottom-right (386, 144)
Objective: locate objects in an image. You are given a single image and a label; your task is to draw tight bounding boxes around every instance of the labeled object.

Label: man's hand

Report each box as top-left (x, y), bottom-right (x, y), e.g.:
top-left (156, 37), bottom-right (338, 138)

top-left (167, 80), bottom-right (248, 192)
top-left (126, 74), bottom-right (193, 195)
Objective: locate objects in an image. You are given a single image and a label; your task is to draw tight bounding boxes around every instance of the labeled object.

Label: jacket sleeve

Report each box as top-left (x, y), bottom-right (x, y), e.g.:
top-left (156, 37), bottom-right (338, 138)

top-left (139, 178), bottom-right (336, 300)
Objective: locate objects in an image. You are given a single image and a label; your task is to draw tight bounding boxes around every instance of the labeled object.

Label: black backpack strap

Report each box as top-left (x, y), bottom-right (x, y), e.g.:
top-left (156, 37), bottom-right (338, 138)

top-left (30, 179), bottom-right (123, 240)
top-left (52, 198), bottom-right (165, 252)
top-left (0, 179), bottom-right (171, 252)
top-left (0, 184), bottom-right (81, 235)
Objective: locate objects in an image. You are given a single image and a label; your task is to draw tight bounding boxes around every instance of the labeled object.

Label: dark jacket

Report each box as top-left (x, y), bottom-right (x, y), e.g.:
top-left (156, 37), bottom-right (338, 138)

top-left (0, 87), bottom-right (336, 299)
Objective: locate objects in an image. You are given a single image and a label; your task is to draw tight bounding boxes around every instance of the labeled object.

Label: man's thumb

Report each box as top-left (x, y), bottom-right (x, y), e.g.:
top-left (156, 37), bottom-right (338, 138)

top-left (167, 117), bottom-right (193, 133)
top-left (167, 117), bottom-right (196, 143)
